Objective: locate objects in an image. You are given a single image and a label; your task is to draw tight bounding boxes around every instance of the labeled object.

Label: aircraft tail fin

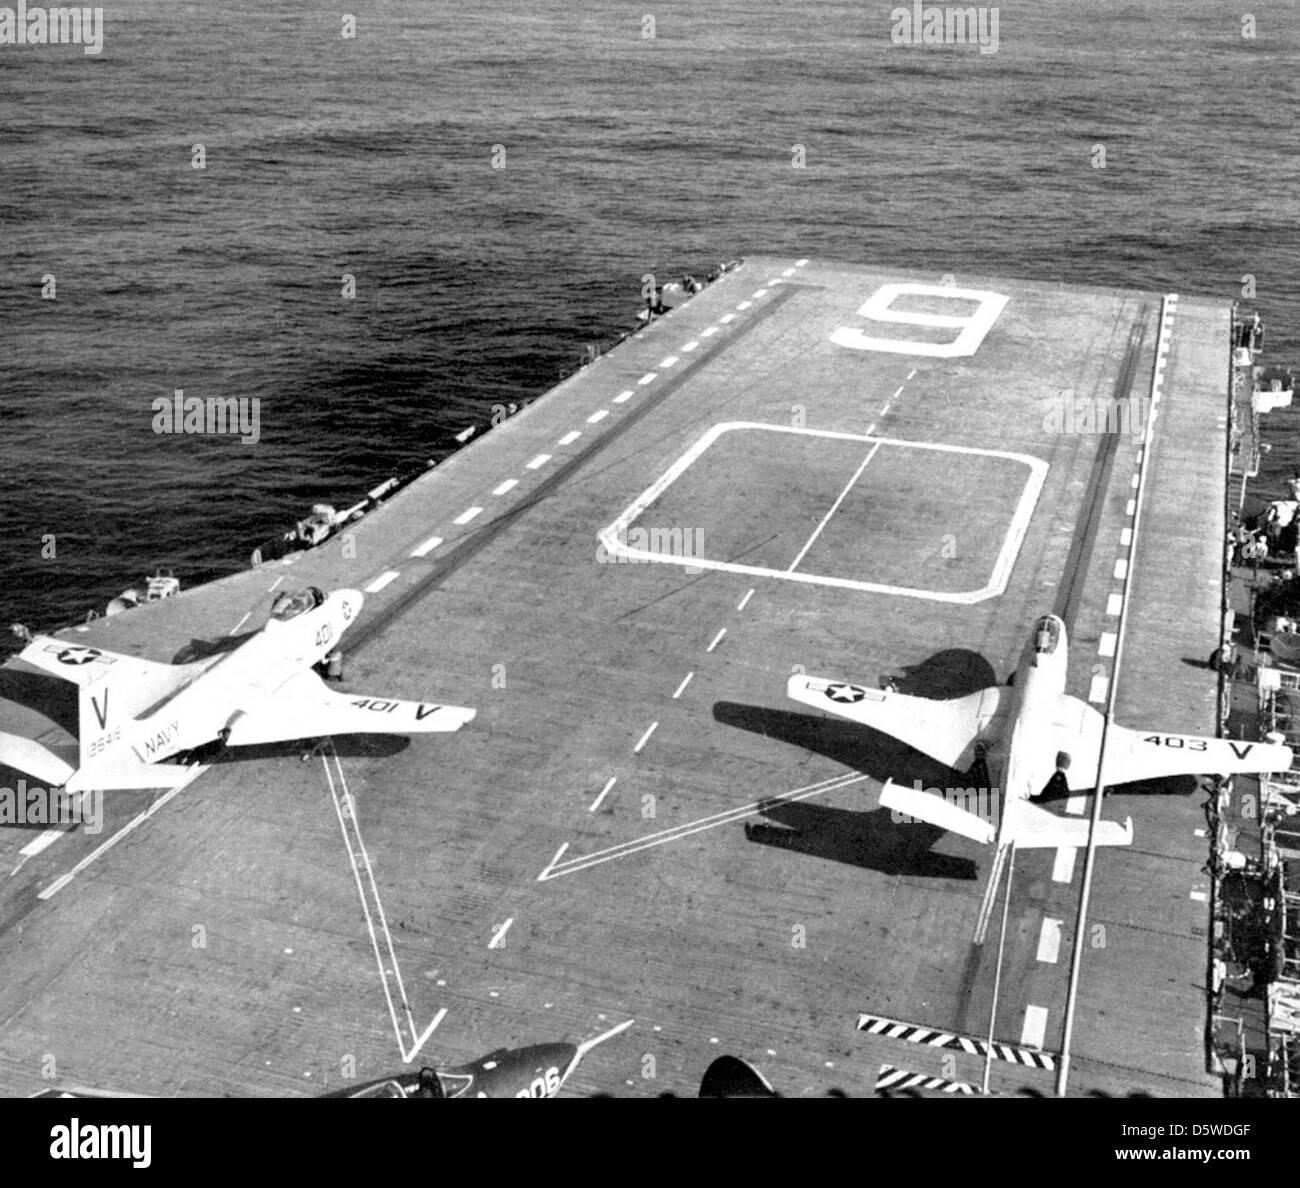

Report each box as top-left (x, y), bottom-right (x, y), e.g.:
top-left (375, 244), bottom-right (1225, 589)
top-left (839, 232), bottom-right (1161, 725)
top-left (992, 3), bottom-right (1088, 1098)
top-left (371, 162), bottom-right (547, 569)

top-left (78, 676), bottom-right (121, 772)
top-left (65, 758), bottom-right (192, 793)
top-left (879, 779), bottom-right (997, 845)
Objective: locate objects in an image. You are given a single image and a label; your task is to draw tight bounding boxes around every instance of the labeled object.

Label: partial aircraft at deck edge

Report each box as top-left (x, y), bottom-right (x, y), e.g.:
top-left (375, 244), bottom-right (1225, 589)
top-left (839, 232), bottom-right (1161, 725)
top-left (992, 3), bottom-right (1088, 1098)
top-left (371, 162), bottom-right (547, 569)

top-left (0, 586), bottom-right (476, 792)
top-left (787, 613), bottom-right (1292, 849)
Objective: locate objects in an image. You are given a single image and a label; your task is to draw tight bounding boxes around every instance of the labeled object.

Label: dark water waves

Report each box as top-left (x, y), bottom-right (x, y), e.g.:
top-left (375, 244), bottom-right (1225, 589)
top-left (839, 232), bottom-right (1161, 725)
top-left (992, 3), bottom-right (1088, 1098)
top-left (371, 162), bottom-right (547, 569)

top-left (1, 1), bottom-right (1297, 630)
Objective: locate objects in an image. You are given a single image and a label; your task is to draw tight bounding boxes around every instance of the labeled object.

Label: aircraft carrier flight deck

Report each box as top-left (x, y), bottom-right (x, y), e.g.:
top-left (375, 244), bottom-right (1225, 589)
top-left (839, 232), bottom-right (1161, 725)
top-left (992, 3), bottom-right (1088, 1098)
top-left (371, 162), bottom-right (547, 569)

top-left (0, 258), bottom-right (1234, 1097)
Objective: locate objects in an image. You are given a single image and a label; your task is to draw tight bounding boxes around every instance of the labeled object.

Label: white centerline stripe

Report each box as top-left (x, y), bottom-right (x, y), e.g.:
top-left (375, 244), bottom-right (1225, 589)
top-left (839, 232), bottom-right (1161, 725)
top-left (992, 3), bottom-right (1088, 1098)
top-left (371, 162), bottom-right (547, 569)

top-left (659, 355), bottom-right (679, 367)
top-left (525, 453), bottom-right (551, 470)
top-left (1106, 593), bottom-right (1124, 616)
top-left (707, 628), bottom-right (727, 653)
top-left (1120, 526), bottom-right (1132, 546)
top-left (1114, 558), bottom-right (1128, 580)
top-left (589, 777), bottom-right (617, 813)
top-left (1021, 1005), bottom-right (1049, 1050)
top-left (633, 722), bottom-right (658, 754)
top-left (1052, 846), bottom-right (1077, 883)
top-left (453, 507), bottom-right (482, 526)
top-left (796, 257), bottom-right (809, 266)
top-left (1036, 918), bottom-right (1063, 963)
top-left (701, 326), bottom-right (719, 338)
top-left (410, 534), bottom-right (443, 557)
top-left (613, 390), bottom-right (634, 403)
top-left (782, 267), bottom-right (796, 277)
top-left (1125, 499), bottom-right (1136, 516)
top-left (558, 430), bottom-right (581, 446)
top-left (229, 612), bottom-right (251, 636)
top-left (737, 588), bottom-right (754, 612)
top-left (1098, 632), bottom-right (1117, 658)
top-left (489, 918), bottom-right (513, 949)
top-left (587, 409), bottom-right (609, 424)
top-left (753, 289), bottom-right (768, 298)
top-left (365, 570), bottom-right (401, 593)
top-left (638, 372), bottom-right (657, 385)
top-left (492, 479), bottom-right (518, 496)
top-left (682, 341), bottom-right (699, 352)
top-left (787, 442), bottom-right (883, 573)
top-left (737, 301), bottom-right (752, 310)
top-left (720, 313), bottom-right (735, 324)
top-left (672, 672), bottom-right (694, 699)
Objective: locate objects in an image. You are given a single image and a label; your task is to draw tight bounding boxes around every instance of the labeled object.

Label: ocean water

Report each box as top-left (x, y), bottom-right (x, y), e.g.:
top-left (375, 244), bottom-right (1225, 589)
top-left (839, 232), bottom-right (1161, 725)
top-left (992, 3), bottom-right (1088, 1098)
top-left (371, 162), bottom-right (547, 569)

top-left (2, 0), bottom-right (1298, 633)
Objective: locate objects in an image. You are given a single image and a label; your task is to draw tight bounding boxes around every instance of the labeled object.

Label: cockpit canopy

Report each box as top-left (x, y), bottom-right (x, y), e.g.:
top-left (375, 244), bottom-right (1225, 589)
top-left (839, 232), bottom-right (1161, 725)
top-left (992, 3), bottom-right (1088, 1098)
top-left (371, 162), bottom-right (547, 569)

top-left (269, 586), bottom-right (326, 622)
top-left (1032, 615), bottom-right (1061, 656)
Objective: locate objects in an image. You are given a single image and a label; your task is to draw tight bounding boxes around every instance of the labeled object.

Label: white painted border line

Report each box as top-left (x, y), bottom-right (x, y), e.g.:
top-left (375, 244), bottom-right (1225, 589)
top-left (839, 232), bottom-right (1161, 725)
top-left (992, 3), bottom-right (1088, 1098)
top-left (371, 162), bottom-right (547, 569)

top-left (365, 570), bottom-right (401, 593)
top-left (411, 534), bottom-right (444, 557)
top-left (596, 421), bottom-right (1049, 606)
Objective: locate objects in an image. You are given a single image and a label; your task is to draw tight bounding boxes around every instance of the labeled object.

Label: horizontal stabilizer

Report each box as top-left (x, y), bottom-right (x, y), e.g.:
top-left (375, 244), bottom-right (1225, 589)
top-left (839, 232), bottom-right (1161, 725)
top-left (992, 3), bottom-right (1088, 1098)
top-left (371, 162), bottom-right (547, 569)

top-left (879, 779), bottom-right (996, 845)
top-left (65, 760), bottom-right (193, 793)
top-left (0, 731), bottom-right (76, 787)
top-left (1004, 799), bottom-right (1133, 849)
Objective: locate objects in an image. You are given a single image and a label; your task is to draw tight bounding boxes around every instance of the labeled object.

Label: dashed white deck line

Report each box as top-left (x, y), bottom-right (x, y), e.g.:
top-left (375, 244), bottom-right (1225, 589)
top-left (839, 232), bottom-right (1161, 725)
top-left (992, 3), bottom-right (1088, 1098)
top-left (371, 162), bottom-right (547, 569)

top-left (796, 257), bottom-right (809, 266)
top-left (492, 479), bottom-right (518, 496)
top-left (781, 267), bottom-right (796, 277)
top-left (453, 507), bottom-right (482, 526)
top-left (1125, 499), bottom-right (1136, 516)
top-left (1088, 673), bottom-right (1109, 704)
top-left (672, 672), bottom-right (694, 699)
top-left (1065, 795), bottom-right (1086, 816)
top-left (682, 341), bottom-right (700, 355)
top-left (719, 313), bottom-right (735, 324)
top-left (737, 588), bottom-right (754, 612)
top-left (1190, 888), bottom-right (1208, 903)
top-left (229, 611), bottom-right (251, 635)
top-left (587, 409), bottom-right (609, 424)
top-left (659, 355), bottom-right (679, 368)
top-left (1051, 846), bottom-right (1077, 884)
top-left (633, 721), bottom-right (658, 754)
top-left (1130, 473), bottom-right (1140, 489)
top-left (365, 570), bottom-right (401, 593)
top-left (488, 918), bottom-right (513, 949)
top-left (558, 430), bottom-right (581, 446)
top-left (268, 575), bottom-right (286, 592)
top-left (1113, 558), bottom-right (1128, 580)
top-left (638, 372), bottom-right (657, 385)
top-left (589, 777), bottom-right (617, 813)
top-left (753, 288), bottom-right (768, 298)
top-left (411, 533), bottom-right (444, 557)
top-left (1021, 1005), bottom-right (1049, 1050)
top-left (1106, 593), bottom-right (1124, 616)
top-left (736, 301), bottom-right (752, 310)
top-left (19, 829), bottom-right (67, 859)
top-left (613, 390), bottom-right (634, 403)
top-left (906, 368), bottom-right (917, 380)
top-left (700, 326), bottom-right (719, 338)
top-left (1119, 526), bottom-right (1132, 546)
top-left (1036, 918), bottom-right (1063, 964)
top-left (891, 383), bottom-right (905, 400)
top-left (525, 453), bottom-right (551, 470)
top-left (707, 628), bottom-right (727, 653)
top-left (1098, 632), bottom-right (1117, 658)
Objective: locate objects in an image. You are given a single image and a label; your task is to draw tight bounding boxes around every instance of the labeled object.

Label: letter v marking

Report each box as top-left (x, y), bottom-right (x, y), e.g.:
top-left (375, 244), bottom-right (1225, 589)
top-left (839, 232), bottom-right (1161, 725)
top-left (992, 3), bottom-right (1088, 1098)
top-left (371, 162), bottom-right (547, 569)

top-left (92, 689), bottom-right (110, 731)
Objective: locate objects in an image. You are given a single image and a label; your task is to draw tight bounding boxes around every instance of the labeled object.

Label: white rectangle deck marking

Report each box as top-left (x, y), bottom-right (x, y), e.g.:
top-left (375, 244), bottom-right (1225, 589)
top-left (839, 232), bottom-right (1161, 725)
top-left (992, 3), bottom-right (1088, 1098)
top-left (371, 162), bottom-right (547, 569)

top-left (638, 372), bottom-right (657, 385)
top-left (672, 672), bottom-right (694, 699)
top-left (1120, 526), bottom-right (1132, 546)
top-left (682, 341), bottom-right (699, 352)
top-left (525, 453), bottom-right (552, 470)
top-left (796, 257), bottom-right (809, 266)
top-left (1065, 795), bottom-right (1086, 816)
top-left (1106, 593), bottom-right (1124, 616)
top-left (1036, 918), bottom-right (1063, 964)
top-left (492, 479), bottom-right (518, 496)
top-left (597, 422), bottom-right (1049, 604)
top-left (613, 390), bottom-right (634, 403)
top-left (720, 313), bottom-right (735, 323)
top-left (488, 918), bottom-right (514, 949)
top-left (411, 534), bottom-right (444, 557)
top-left (737, 588), bottom-right (754, 612)
top-left (1114, 558), bottom-right (1128, 580)
top-left (736, 301), bottom-right (752, 310)
top-left (633, 721), bottom-right (658, 754)
top-left (1098, 632), bottom-right (1117, 657)
top-left (782, 267), bottom-right (796, 276)
top-left (558, 430), bottom-right (582, 446)
top-left (701, 326), bottom-right (718, 337)
top-left (1125, 499), bottom-right (1136, 516)
top-left (1190, 888), bottom-right (1208, 902)
top-left (1088, 673), bottom-right (1109, 704)
top-left (659, 355), bottom-right (679, 367)
top-left (1051, 847), bottom-right (1077, 883)
top-left (753, 289), bottom-right (768, 297)
top-left (20, 829), bottom-right (66, 859)
top-left (1021, 1006), bottom-right (1049, 1050)
top-left (453, 507), bottom-right (483, 526)
top-left (588, 777), bottom-right (617, 813)
top-left (707, 628), bottom-right (727, 653)
top-left (587, 409), bottom-right (609, 424)
top-left (365, 570), bottom-right (401, 593)
top-left (1130, 473), bottom-right (1140, 489)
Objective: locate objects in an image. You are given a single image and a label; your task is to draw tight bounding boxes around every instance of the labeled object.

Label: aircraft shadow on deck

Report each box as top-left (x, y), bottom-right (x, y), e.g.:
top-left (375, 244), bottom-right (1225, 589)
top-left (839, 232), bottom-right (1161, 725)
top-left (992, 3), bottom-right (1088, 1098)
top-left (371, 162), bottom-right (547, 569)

top-left (713, 649), bottom-right (998, 880)
top-left (0, 669), bottom-right (78, 734)
top-left (200, 734), bottom-right (411, 767)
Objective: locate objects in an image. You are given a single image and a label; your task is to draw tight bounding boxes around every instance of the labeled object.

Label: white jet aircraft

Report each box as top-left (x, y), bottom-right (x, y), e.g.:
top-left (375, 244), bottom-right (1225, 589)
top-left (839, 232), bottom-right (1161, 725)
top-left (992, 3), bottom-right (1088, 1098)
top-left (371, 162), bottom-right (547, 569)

top-left (787, 613), bottom-right (1292, 849)
top-left (1, 586), bottom-right (475, 792)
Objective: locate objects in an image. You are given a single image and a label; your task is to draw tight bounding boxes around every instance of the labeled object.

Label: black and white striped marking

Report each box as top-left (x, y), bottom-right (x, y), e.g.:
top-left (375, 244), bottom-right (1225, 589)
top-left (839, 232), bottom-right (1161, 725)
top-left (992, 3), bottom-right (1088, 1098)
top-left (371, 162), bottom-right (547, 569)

top-left (875, 1063), bottom-right (976, 1095)
top-left (856, 1011), bottom-right (1055, 1070)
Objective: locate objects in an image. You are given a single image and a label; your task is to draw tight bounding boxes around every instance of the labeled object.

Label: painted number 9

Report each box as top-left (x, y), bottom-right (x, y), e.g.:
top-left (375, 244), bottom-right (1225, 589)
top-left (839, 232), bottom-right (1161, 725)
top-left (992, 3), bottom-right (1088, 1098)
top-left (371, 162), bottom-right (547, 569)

top-left (831, 283), bottom-right (1008, 357)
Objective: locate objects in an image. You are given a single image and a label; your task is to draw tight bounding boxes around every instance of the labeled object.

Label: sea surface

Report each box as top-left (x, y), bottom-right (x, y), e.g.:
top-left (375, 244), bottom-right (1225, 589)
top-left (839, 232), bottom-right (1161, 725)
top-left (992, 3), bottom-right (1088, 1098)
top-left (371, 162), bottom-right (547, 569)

top-left (1, 0), bottom-right (1298, 633)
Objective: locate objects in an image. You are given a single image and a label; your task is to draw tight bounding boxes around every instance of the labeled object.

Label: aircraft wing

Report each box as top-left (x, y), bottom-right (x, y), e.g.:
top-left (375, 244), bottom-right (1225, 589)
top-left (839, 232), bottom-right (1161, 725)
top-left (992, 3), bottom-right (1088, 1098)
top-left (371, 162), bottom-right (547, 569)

top-left (787, 675), bottom-right (1000, 770)
top-left (224, 669), bottom-right (476, 747)
top-left (1099, 724), bottom-right (1293, 787)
